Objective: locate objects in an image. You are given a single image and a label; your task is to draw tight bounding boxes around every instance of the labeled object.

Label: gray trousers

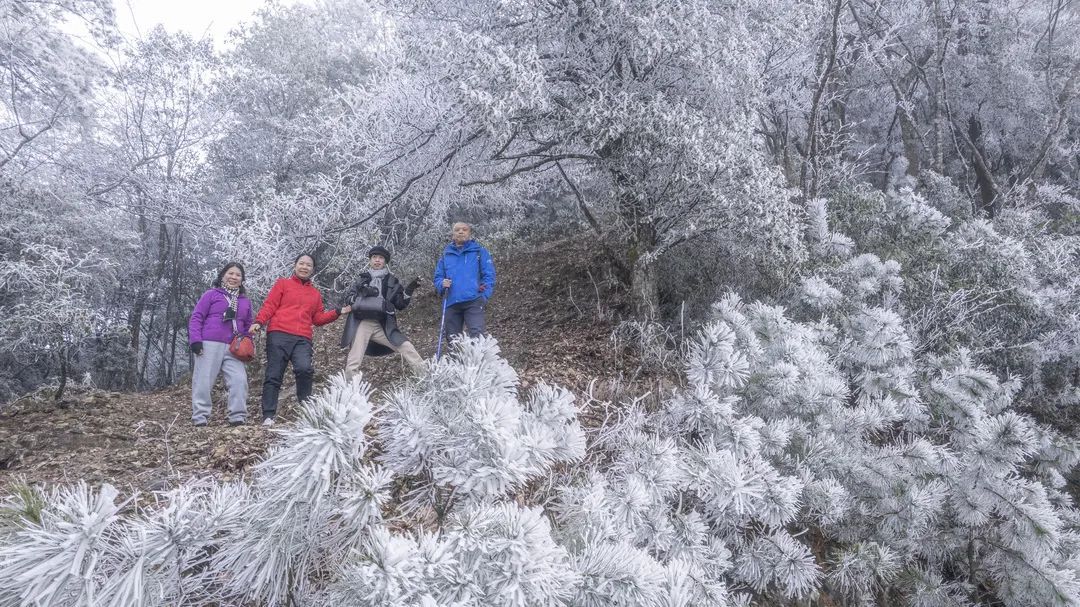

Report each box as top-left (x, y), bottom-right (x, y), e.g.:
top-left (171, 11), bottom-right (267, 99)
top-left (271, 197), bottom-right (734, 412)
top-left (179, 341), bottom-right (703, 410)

top-left (443, 297), bottom-right (487, 339)
top-left (191, 341), bottom-right (248, 424)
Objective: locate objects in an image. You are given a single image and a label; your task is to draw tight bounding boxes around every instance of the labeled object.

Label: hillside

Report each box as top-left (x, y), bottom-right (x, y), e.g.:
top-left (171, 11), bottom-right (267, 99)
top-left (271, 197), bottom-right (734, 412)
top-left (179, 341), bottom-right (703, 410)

top-left (0, 239), bottom-right (657, 495)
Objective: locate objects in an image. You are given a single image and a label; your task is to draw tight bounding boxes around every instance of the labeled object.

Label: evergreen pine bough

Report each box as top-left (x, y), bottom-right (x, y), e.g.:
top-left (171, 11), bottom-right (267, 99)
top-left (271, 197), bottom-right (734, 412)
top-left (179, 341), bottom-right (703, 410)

top-left (2, 321), bottom-right (1079, 605)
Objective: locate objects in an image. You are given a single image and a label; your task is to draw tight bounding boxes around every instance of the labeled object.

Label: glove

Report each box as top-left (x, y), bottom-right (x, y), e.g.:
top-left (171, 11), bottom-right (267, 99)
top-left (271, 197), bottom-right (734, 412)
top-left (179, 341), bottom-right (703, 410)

top-left (404, 277), bottom-right (420, 295)
top-left (361, 285), bottom-right (379, 297)
top-left (190, 342), bottom-right (203, 356)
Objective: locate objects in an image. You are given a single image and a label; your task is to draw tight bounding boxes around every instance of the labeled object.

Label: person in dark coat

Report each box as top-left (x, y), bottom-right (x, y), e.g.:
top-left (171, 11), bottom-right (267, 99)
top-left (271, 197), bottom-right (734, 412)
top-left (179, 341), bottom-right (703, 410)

top-left (341, 246), bottom-right (424, 377)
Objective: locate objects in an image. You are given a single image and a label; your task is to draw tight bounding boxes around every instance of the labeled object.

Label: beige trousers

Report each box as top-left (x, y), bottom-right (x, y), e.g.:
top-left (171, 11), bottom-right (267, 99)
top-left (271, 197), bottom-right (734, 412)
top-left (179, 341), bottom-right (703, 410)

top-left (345, 318), bottom-right (425, 378)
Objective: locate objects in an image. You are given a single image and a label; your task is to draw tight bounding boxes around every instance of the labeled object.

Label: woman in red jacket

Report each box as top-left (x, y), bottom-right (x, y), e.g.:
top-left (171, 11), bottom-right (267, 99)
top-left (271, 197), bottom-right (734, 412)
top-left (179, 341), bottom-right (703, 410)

top-left (250, 254), bottom-right (349, 425)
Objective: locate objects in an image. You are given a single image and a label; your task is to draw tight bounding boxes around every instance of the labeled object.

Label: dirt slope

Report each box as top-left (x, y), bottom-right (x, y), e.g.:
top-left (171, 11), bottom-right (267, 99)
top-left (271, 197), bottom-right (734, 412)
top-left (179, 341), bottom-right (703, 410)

top-left (0, 239), bottom-right (654, 495)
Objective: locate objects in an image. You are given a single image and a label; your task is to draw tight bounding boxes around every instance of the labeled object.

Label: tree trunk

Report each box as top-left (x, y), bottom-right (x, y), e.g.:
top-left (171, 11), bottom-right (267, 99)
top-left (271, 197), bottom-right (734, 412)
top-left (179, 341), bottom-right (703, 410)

top-left (801, 0), bottom-right (843, 199)
top-left (127, 296), bottom-right (146, 387)
top-left (966, 116), bottom-right (999, 215)
top-left (930, 0), bottom-right (948, 174)
top-left (54, 348), bottom-right (68, 401)
top-left (164, 229), bottom-right (183, 384)
top-left (623, 193), bottom-right (660, 320)
top-left (598, 136), bottom-right (661, 319)
top-left (630, 256), bottom-right (660, 320)
top-left (899, 108), bottom-right (922, 177)
top-left (140, 304), bottom-right (159, 387)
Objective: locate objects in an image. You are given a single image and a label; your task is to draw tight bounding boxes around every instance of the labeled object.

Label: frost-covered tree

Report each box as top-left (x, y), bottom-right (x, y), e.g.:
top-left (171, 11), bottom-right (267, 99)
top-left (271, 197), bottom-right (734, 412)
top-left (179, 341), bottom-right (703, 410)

top-left (0, 0), bottom-right (130, 400)
top-left (0, 241), bottom-right (115, 400)
top-left (207, 0), bottom-right (385, 292)
top-left (0, 0), bottom-right (116, 176)
top-left (90, 27), bottom-right (224, 386)
top-left (761, 0), bottom-right (1080, 205)
top-left (563, 286), bottom-right (1080, 604)
top-left (0, 482), bottom-right (127, 606)
top-left (806, 180), bottom-right (1080, 423)
top-left (0, 17), bottom-right (225, 398)
top-left (6, 340), bottom-right (585, 606)
top-left (210, 373), bottom-right (387, 605)
top-left (331, 0), bottom-right (815, 316)
top-left (0, 183), bottom-right (137, 400)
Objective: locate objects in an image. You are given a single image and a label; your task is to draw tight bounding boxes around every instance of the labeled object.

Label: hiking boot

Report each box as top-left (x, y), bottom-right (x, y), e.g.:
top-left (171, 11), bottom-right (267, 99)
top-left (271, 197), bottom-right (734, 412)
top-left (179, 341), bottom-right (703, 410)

top-left (228, 420), bottom-right (245, 427)
top-left (261, 417), bottom-right (275, 427)
top-left (193, 420), bottom-right (208, 427)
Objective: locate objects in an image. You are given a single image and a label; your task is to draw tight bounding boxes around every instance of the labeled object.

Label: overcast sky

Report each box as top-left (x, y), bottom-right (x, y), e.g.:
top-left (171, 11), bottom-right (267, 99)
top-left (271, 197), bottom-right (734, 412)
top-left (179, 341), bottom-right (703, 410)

top-left (114, 0), bottom-right (308, 46)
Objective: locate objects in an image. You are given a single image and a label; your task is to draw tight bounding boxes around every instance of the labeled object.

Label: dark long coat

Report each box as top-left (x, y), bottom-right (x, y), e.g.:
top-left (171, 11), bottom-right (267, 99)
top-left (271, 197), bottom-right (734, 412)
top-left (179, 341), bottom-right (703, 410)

top-left (339, 272), bottom-right (412, 356)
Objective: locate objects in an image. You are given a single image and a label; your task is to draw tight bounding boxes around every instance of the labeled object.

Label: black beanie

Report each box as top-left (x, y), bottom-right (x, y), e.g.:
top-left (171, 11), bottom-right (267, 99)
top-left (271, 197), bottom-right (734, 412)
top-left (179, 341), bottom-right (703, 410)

top-left (368, 245), bottom-right (391, 263)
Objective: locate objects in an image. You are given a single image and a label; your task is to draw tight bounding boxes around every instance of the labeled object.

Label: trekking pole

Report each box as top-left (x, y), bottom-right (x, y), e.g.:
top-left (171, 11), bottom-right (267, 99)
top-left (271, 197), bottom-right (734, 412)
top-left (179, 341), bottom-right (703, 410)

top-left (435, 291), bottom-right (449, 361)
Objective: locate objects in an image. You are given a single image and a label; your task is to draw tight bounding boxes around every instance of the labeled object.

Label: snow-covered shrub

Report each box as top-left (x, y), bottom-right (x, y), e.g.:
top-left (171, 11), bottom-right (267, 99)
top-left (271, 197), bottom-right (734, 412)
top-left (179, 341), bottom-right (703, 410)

top-left (211, 373), bottom-right (387, 605)
top-left (378, 336), bottom-right (586, 514)
top-left (0, 482), bottom-right (126, 606)
top-left (3, 329), bottom-right (1079, 606)
top-left (818, 183), bottom-right (1080, 424)
top-left (552, 283), bottom-right (1080, 605)
top-left (320, 503), bottom-right (578, 606)
top-left (610, 319), bottom-right (684, 375)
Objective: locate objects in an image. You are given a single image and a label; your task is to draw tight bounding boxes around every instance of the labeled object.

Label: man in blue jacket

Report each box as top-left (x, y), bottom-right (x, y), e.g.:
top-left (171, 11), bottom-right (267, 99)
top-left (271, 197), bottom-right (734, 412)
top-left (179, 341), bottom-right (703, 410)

top-left (434, 222), bottom-right (496, 339)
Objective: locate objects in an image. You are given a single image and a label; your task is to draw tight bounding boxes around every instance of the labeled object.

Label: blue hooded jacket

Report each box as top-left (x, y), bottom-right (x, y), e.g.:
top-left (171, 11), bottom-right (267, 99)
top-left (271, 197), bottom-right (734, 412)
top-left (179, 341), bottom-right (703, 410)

top-left (433, 239), bottom-right (496, 306)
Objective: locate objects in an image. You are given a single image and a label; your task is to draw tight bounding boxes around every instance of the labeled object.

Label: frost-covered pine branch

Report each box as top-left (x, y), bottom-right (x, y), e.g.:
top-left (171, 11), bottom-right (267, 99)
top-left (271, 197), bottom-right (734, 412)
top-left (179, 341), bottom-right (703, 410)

top-left (0, 482), bottom-right (127, 607)
top-left (4, 311), bottom-right (1080, 605)
top-left (211, 373), bottom-right (387, 606)
top-left (378, 336), bottom-right (585, 514)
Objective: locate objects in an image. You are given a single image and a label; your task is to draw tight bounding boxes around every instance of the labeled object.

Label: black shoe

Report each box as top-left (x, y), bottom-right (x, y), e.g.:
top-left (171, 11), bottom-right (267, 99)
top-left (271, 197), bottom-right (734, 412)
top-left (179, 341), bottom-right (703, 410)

top-left (193, 420), bottom-right (208, 427)
top-left (228, 420), bottom-right (245, 427)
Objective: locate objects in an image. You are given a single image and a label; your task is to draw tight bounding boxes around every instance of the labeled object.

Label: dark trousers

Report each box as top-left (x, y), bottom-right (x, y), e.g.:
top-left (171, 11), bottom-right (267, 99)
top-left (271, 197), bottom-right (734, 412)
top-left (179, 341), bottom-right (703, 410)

top-left (444, 297), bottom-right (487, 339)
top-left (261, 331), bottom-right (314, 418)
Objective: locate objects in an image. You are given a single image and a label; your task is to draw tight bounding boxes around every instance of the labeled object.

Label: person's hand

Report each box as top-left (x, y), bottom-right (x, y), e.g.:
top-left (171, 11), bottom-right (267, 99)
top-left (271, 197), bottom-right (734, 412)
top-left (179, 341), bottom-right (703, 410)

top-left (405, 277), bottom-right (421, 295)
top-left (478, 284), bottom-right (487, 292)
top-left (250, 323), bottom-right (262, 334)
top-left (361, 285), bottom-right (379, 297)
top-left (190, 342), bottom-right (203, 356)
top-left (441, 278), bottom-right (452, 289)
top-left (339, 305), bottom-right (352, 315)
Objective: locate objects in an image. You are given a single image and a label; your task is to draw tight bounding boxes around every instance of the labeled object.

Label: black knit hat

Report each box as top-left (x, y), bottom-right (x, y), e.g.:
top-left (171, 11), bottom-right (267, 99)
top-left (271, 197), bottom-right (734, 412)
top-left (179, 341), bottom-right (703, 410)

top-left (368, 245), bottom-right (391, 263)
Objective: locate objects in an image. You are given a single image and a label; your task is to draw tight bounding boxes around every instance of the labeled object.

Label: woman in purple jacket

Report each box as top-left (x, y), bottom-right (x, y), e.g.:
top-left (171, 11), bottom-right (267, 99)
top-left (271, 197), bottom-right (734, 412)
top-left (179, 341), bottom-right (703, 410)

top-left (188, 262), bottom-right (254, 426)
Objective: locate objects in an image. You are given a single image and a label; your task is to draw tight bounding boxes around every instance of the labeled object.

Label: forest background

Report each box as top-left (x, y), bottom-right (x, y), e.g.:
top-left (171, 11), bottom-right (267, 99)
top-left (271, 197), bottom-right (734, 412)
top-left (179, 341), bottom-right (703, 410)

top-left (5, 0), bottom-right (1080, 605)
top-left (3, 0), bottom-right (1079, 412)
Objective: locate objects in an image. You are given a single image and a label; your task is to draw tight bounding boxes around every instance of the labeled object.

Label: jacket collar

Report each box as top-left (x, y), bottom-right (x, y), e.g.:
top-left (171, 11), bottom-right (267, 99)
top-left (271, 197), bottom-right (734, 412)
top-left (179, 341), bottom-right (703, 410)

top-left (290, 274), bottom-right (312, 285)
top-left (213, 286), bottom-right (245, 297)
top-left (447, 239), bottom-right (478, 254)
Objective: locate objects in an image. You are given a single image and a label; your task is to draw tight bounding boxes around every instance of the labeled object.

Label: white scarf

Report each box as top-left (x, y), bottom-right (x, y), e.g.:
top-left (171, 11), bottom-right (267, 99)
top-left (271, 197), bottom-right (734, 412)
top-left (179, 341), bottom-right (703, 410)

top-left (368, 267), bottom-right (389, 295)
top-left (365, 267), bottom-right (391, 315)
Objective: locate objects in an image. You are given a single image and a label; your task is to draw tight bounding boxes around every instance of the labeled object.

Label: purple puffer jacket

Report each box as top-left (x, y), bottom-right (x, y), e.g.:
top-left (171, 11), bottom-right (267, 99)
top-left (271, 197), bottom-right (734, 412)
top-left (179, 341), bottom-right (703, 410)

top-left (189, 288), bottom-right (254, 344)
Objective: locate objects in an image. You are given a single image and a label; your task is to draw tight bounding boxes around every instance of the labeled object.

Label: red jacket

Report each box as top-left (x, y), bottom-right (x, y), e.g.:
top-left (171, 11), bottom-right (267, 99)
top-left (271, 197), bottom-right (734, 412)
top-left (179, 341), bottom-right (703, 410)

top-left (255, 275), bottom-right (340, 339)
